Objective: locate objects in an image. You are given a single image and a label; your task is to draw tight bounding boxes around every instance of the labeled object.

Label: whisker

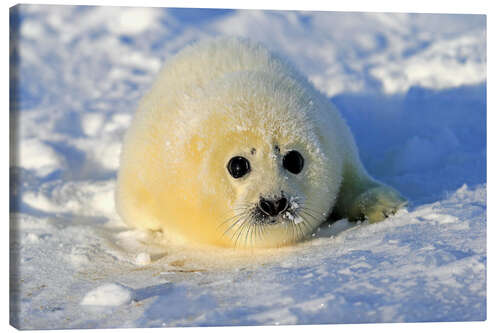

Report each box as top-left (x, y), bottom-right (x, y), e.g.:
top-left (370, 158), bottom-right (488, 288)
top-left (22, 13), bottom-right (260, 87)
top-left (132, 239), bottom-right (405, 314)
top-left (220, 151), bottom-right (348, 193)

top-left (291, 222), bottom-right (298, 242)
top-left (252, 224), bottom-right (257, 244)
top-left (233, 218), bottom-right (249, 247)
top-left (230, 225), bottom-right (243, 248)
top-left (293, 198), bottom-right (320, 213)
top-left (300, 209), bottom-right (322, 224)
top-left (230, 218), bottom-right (245, 241)
top-left (297, 210), bottom-right (318, 223)
top-left (225, 214), bottom-right (247, 238)
top-left (232, 206), bottom-right (254, 211)
top-left (252, 222), bottom-right (258, 246)
top-left (235, 223), bottom-right (245, 248)
top-left (291, 198), bottom-right (327, 222)
top-left (296, 222), bottom-right (302, 242)
top-left (244, 222), bottom-right (252, 247)
top-left (289, 220), bottom-right (298, 243)
top-left (296, 221), bottom-right (306, 241)
top-left (297, 212), bottom-right (314, 237)
top-left (240, 221), bottom-right (252, 248)
top-left (233, 203), bottom-right (255, 210)
top-left (301, 206), bottom-right (325, 219)
top-left (217, 211), bottom-right (249, 230)
top-left (300, 205), bottom-right (322, 215)
top-left (258, 223), bottom-right (264, 241)
top-left (283, 219), bottom-right (291, 242)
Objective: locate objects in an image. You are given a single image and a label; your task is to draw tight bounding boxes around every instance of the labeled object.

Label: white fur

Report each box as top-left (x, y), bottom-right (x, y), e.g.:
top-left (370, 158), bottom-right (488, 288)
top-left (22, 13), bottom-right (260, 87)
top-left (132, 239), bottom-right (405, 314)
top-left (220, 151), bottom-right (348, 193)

top-left (115, 37), bottom-right (406, 248)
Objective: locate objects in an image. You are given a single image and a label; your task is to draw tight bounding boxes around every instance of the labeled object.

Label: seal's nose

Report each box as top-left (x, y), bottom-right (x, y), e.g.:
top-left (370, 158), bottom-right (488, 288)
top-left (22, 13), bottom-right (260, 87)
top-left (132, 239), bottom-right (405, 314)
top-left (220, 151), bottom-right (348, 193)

top-left (258, 197), bottom-right (289, 217)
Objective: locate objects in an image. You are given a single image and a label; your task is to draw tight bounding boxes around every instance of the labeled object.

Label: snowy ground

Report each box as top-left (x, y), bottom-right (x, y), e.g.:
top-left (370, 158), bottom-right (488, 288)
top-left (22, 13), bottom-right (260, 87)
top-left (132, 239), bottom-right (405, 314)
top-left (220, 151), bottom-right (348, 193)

top-left (9, 5), bottom-right (486, 329)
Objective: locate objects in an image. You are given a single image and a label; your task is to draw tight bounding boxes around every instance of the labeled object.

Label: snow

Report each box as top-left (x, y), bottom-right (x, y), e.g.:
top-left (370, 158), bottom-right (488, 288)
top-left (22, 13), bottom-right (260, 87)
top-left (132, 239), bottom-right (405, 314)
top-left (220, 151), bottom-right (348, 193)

top-left (9, 5), bottom-right (486, 329)
top-left (135, 252), bottom-right (152, 266)
top-left (17, 138), bottom-right (61, 177)
top-left (81, 284), bottom-right (132, 307)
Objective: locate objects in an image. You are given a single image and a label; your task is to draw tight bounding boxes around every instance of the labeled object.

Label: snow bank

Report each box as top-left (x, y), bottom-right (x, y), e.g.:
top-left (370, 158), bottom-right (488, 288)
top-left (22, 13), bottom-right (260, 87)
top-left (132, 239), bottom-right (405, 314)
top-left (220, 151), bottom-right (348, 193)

top-left (210, 11), bottom-right (485, 95)
top-left (334, 83), bottom-right (486, 204)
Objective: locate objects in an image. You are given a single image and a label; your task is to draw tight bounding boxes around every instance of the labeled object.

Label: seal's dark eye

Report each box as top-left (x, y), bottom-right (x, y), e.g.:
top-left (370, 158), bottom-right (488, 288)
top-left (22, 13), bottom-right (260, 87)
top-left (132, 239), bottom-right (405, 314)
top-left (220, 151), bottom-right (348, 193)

top-left (283, 150), bottom-right (304, 174)
top-left (227, 156), bottom-right (251, 178)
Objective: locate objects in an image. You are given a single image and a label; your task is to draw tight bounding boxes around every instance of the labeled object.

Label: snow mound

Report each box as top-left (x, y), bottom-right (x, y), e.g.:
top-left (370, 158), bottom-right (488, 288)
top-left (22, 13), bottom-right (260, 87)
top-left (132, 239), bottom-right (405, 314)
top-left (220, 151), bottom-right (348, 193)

top-left (135, 253), bottom-right (152, 266)
top-left (81, 284), bottom-right (132, 307)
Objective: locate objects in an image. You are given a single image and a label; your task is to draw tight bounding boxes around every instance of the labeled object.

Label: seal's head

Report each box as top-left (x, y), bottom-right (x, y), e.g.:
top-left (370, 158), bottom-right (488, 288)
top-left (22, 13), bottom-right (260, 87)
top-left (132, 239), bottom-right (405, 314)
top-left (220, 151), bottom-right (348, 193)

top-left (154, 71), bottom-right (343, 247)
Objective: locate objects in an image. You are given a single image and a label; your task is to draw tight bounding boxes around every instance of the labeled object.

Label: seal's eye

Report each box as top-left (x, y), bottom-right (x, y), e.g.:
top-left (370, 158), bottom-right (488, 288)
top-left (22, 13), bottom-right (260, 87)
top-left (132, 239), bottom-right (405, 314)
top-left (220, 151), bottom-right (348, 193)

top-left (227, 156), bottom-right (251, 178)
top-left (283, 150), bottom-right (304, 174)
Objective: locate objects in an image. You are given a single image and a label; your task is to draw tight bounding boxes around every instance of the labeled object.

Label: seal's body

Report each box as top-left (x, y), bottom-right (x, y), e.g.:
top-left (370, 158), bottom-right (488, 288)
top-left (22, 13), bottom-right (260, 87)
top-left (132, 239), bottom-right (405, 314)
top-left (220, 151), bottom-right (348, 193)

top-left (115, 37), bottom-right (406, 248)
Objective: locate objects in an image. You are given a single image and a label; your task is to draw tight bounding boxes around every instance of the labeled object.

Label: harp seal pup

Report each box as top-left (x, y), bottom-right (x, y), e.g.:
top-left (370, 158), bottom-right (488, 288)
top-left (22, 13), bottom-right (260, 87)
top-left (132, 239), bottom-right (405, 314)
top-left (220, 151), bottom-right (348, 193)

top-left (115, 37), bottom-right (406, 248)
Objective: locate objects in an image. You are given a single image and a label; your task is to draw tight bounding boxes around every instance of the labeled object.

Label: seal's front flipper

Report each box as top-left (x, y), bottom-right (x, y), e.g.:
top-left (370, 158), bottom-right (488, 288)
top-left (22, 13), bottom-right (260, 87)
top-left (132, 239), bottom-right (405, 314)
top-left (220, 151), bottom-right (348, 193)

top-left (347, 185), bottom-right (407, 223)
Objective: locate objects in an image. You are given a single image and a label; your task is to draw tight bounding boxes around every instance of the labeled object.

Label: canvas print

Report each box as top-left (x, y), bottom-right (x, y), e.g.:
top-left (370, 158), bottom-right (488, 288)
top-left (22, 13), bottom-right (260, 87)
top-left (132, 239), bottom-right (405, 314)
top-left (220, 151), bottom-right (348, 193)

top-left (9, 4), bottom-right (486, 329)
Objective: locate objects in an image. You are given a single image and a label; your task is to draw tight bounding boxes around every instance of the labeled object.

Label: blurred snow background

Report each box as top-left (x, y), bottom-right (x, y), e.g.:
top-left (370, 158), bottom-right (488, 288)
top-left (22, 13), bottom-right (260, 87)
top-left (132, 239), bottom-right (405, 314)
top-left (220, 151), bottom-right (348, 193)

top-left (9, 5), bottom-right (486, 329)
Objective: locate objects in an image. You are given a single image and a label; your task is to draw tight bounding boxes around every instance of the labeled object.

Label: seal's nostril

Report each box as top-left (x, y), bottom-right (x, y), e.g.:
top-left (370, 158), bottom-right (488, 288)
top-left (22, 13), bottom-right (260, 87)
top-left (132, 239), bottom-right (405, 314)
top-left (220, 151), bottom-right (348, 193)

top-left (259, 198), bottom-right (276, 216)
top-left (276, 198), bottom-right (288, 214)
